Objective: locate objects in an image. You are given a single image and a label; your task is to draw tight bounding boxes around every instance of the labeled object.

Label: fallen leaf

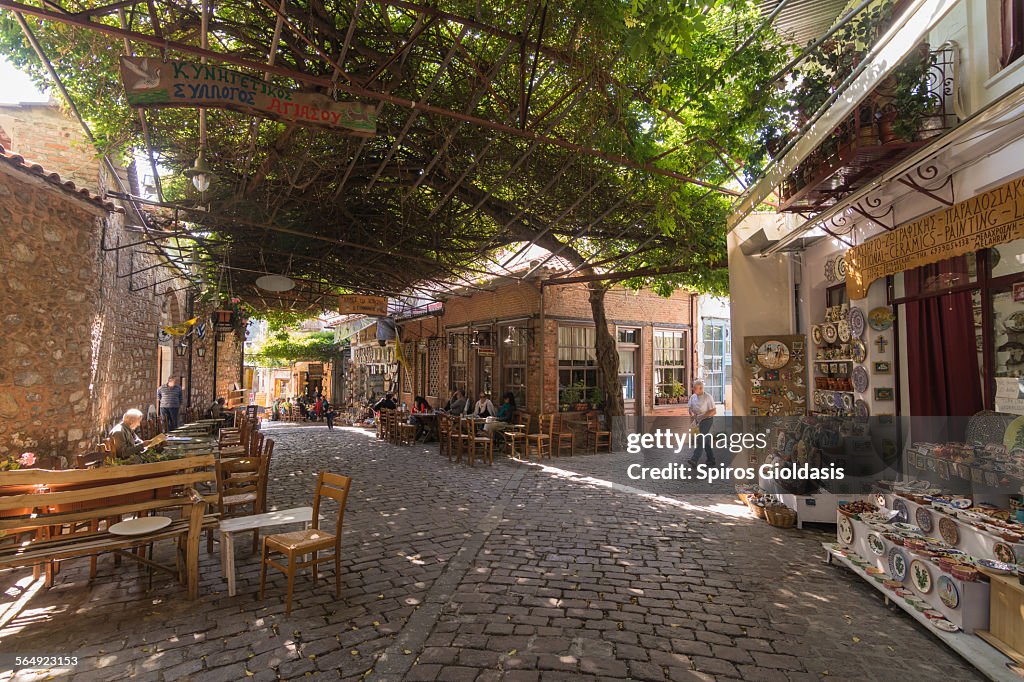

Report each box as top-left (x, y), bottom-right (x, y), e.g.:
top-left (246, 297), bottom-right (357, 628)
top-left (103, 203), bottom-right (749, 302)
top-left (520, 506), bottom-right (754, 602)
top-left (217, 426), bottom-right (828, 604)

top-left (403, 649), bottom-right (412, 655)
top-left (852, 636), bottom-right (860, 643)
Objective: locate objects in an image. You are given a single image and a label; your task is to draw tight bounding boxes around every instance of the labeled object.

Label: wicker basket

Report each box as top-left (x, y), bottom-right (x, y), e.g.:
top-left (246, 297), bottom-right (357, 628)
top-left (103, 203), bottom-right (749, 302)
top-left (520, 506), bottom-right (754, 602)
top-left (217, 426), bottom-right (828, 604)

top-left (749, 500), bottom-right (767, 519)
top-left (765, 505), bottom-right (797, 528)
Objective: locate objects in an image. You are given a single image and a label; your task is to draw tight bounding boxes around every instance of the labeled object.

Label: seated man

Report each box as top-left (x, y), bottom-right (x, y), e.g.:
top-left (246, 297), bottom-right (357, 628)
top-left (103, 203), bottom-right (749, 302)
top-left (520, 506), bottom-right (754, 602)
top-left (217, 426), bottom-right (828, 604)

top-left (207, 396), bottom-right (226, 420)
top-left (108, 409), bottom-right (160, 463)
top-left (373, 393), bottom-right (397, 412)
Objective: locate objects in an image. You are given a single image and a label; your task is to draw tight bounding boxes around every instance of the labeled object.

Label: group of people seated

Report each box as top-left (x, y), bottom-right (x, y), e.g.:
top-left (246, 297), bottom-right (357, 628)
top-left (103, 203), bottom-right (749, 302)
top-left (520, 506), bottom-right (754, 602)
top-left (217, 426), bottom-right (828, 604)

top-left (363, 389), bottom-right (518, 442)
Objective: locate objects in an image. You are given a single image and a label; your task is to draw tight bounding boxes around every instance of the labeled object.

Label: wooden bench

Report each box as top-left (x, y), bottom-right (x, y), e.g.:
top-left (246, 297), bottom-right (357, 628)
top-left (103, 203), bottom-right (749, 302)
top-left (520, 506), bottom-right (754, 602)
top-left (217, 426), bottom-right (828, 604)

top-left (0, 454), bottom-right (218, 599)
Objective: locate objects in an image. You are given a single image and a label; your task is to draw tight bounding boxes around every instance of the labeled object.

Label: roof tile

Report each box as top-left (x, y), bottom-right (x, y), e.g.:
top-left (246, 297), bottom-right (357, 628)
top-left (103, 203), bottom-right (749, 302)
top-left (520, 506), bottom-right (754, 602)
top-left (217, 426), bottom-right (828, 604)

top-left (0, 143), bottom-right (123, 213)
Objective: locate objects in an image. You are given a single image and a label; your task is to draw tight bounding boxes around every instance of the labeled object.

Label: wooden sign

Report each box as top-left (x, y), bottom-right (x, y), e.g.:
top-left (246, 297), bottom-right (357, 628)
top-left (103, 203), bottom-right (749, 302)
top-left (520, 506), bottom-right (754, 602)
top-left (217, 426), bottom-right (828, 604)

top-left (845, 176), bottom-right (1024, 299)
top-left (119, 57), bottom-right (376, 136)
top-left (338, 295), bottom-right (387, 316)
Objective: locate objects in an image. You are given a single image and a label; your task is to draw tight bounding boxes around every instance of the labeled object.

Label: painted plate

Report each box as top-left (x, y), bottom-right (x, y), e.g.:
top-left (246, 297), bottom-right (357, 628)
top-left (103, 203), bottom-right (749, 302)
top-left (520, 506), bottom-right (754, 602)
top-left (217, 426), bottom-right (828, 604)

top-left (938, 516), bottom-right (959, 546)
top-left (848, 307), bottom-right (866, 339)
top-left (915, 507), bottom-right (934, 534)
top-left (822, 323), bottom-right (838, 344)
top-left (977, 558), bottom-right (1017, 574)
top-left (867, 533), bottom-right (886, 556)
top-left (757, 340), bottom-right (791, 369)
top-left (937, 575), bottom-right (960, 609)
top-left (812, 325), bottom-right (823, 345)
top-left (835, 255), bottom-right (848, 282)
top-left (852, 366), bottom-right (869, 393)
top-left (838, 514), bottom-right (854, 545)
top-left (888, 547), bottom-right (909, 581)
top-left (869, 307), bottom-right (894, 331)
top-left (993, 542), bottom-right (1017, 564)
top-left (837, 320), bottom-right (852, 343)
top-left (851, 339), bottom-right (868, 363)
top-left (893, 498), bottom-right (909, 523)
top-left (854, 399), bottom-right (870, 418)
top-left (932, 619), bottom-right (960, 633)
top-left (825, 258), bottom-right (836, 283)
top-left (842, 393), bottom-right (853, 410)
top-left (950, 497), bottom-right (972, 510)
top-left (910, 559), bottom-right (933, 593)
top-left (1004, 416), bottom-right (1024, 453)
top-left (833, 392), bottom-right (845, 409)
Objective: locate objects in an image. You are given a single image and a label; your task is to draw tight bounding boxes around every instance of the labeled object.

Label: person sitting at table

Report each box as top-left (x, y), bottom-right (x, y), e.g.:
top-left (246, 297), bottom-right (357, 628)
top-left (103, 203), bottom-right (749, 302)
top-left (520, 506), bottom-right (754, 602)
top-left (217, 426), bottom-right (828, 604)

top-left (373, 393), bottom-right (397, 413)
top-left (206, 396), bottom-right (226, 420)
top-left (409, 395), bottom-right (432, 440)
top-left (443, 390), bottom-right (467, 415)
top-left (484, 392), bottom-right (516, 438)
top-left (108, 409), bottom-right (159, 463)
top-left (469, 392), bottom-right (496, 419)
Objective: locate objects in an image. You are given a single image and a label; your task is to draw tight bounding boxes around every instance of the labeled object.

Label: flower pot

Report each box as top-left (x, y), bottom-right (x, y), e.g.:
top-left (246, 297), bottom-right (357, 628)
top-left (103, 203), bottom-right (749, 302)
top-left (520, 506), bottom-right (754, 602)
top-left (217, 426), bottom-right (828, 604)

top-left (877, 111), bottom-right (900, 144)
top-left (574, 402), bottom-right (589, 412)
top-left (215, 310), bottom-right (233, 324)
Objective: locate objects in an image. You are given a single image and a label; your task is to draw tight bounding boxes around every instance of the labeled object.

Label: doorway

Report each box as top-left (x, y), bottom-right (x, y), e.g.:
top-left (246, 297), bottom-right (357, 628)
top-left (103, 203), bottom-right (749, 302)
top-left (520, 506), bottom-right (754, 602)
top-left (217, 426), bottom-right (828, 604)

top-left (617, 327), bottom-right (641, 431)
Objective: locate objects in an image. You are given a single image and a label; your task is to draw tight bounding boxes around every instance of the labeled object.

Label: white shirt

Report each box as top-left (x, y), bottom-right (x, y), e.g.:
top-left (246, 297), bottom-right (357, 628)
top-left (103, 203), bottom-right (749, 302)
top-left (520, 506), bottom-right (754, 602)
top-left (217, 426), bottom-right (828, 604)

top-left (688, 392), bottom-right (715, 419)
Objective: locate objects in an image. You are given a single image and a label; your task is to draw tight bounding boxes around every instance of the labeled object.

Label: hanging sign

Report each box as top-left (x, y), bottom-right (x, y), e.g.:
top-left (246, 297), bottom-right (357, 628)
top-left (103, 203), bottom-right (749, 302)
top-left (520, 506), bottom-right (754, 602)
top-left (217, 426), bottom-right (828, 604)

top-left (119, 57), bottom-right (377, 136)
top-left (339, 295), bottom-right (388, 316)
top-left (845, 176), bottom-right (1024, 300)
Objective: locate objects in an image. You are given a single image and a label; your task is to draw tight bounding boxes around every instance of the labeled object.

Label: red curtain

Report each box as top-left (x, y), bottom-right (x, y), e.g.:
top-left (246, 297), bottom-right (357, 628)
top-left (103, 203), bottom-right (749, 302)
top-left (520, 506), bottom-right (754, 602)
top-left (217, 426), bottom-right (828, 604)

top-left (904, 256), bottom-right (984, 418)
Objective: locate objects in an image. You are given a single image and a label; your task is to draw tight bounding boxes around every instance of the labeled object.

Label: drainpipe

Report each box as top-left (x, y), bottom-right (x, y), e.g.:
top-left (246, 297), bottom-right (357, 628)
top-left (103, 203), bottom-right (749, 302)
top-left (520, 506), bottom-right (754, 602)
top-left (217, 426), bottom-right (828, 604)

top-left (538, 282), bottom-right (545, 413)
top-left (212, 331), bottom-right (219, 402)
top-left (186, 291), bottom-right (194, 407)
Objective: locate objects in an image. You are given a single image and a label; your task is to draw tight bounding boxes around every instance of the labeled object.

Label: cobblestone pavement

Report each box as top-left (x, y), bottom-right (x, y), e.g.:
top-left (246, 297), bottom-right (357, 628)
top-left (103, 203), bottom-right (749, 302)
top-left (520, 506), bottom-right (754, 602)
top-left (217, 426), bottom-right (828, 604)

top-left (1, 424), bottom-right (983, 681)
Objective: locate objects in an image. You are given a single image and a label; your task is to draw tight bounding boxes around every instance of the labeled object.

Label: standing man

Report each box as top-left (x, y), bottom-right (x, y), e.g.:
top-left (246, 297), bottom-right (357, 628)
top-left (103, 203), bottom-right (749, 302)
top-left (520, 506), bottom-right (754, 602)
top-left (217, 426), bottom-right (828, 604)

top-left (157, 376), bottom-right (184, 432)
top-left (687, 379), bottom-right (717, 467)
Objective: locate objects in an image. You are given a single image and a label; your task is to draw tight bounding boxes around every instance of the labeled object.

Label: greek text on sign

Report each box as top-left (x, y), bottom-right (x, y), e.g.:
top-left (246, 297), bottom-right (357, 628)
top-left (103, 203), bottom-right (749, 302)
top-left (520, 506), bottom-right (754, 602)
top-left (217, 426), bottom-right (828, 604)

top-left (338, 295), bottom-right (388, 316)
top-left (845, 176), bottom-right (1024, 299)
top-left (119, 57), bottom-right (376, 136)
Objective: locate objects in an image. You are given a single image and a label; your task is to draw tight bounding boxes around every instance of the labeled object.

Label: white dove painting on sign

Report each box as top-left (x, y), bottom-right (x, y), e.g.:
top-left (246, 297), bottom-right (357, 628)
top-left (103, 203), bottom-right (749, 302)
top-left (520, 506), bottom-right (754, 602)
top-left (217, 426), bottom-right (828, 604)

top-left (123, 58), bottom-right (162, 90)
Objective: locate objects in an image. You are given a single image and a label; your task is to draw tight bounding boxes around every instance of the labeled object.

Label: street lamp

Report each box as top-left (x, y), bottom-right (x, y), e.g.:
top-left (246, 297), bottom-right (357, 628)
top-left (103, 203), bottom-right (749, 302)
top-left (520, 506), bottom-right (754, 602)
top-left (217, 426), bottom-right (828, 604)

top-left (175, 340), bottom-right (188, 357)
top-left (196, 345), bottom-right (207, 358)
top-left (183, 150), bottom-right (216, 192)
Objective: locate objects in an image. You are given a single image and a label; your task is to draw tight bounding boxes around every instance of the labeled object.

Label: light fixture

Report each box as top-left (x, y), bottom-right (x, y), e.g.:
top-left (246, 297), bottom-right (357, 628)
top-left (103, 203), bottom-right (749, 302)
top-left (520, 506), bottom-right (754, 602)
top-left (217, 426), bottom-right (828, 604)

top-left (196, 345), bottom-right (207, 358)
top-left (183, 150), bottom-right (216, 192)
top-left (255, 274), bottom-right (295, 292)
top-left (175, 341), bottom-right (188, 357)
top-left (470, 330), bottom-right (480, 347)
top-left (504, 327), bottom-right (516, 344)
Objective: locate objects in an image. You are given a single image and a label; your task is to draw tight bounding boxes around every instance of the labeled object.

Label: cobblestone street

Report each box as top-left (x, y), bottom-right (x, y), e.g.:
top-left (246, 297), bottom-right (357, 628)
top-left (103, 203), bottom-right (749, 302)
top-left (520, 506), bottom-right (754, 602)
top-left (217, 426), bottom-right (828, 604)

top-left (2, 424), bottom-right (982, 681)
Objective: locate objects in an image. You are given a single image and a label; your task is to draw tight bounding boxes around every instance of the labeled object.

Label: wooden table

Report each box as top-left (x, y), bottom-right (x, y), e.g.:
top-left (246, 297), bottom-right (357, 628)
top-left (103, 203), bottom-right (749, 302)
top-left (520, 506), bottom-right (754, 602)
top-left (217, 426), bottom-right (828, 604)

top-left (218, 507), bottom-right (320, 596)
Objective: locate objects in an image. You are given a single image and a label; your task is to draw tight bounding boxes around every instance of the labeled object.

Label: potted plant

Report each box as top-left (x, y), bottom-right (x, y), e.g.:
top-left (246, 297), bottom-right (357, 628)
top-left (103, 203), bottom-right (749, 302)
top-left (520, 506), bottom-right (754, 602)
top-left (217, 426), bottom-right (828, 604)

top-left (572, 380), bottom-right (590, 412)
top-left (669, 379), bottom-right (686, 404)
top-left (589, 386), bottom-right (605, 410)
top-left (561, 382), bottom-right (581, 412)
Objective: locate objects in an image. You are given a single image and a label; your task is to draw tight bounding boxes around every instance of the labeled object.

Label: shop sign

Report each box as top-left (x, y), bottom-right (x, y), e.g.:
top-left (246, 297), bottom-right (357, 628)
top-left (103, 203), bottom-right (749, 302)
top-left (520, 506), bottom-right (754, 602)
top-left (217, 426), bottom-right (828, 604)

top-left (338, 295), bottom-right (388, 316)
top-left (119, 57), bottom-right (376, 136)
top-left (845, 176), bottom-right (1024, 299)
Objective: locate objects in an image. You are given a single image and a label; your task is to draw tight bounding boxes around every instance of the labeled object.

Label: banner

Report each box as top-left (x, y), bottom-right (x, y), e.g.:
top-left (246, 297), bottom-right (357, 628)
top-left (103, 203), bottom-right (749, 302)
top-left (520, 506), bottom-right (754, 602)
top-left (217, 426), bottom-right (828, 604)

top-left (845, 176), bottom-right (1024, 299)
top-left (120, 57), bottom-right (376, 136)
top-left (339, 295), bottom-right (388, 316)
top-left (161, 316), bottom-right (201, 337)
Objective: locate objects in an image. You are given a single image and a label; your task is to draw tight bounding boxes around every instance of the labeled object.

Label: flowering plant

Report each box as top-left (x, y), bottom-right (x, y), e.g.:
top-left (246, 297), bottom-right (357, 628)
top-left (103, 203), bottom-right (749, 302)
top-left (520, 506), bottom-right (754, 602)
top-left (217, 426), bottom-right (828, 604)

top-left (0, 452), bottom-right (37, 471)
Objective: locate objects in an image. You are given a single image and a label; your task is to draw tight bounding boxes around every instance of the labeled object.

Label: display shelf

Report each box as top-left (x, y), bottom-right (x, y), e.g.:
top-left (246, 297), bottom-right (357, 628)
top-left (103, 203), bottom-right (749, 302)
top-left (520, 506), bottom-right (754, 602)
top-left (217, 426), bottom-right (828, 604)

top-left (823, 542), bottom-right (1017, 681)
top-left (773, 492), bottom-right (872, 528)
top-left (884, 494), bottom-right (1024, 562)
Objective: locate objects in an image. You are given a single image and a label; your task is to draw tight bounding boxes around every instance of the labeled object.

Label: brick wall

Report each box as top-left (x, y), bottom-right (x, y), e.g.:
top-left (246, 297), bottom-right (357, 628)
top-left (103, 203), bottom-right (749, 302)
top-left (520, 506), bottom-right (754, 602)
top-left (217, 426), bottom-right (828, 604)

top-left (0, 104), bottom-right (100, 190)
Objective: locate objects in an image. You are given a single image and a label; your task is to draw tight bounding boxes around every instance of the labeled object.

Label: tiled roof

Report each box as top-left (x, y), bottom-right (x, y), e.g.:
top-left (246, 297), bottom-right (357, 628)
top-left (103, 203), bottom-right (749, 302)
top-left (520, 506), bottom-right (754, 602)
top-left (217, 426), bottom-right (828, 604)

top-left (0, 143), bottom-right (123, 213)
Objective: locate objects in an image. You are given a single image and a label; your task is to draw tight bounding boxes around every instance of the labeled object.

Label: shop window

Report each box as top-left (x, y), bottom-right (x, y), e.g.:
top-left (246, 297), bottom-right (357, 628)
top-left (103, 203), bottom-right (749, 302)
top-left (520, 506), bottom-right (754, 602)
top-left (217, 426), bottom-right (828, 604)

top-left (449, 329), bottom-right (468, 397)
top-left (702, 319), bottom-right (731, 404)
top-left (557, 326), bottom-right (597, 407)
top-left (501, 326), bottom-right (527, 407)
top-left (654, 329), bottom-right (688, 400)
top-left (1001, 0), bottom-right (1024, 68)
top-left (617, 327), bottom-right (640, 403)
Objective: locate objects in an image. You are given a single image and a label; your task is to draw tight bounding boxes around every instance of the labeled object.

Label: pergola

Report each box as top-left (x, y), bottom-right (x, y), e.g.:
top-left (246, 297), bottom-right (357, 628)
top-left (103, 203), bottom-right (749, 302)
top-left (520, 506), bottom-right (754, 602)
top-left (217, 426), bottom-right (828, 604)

top-left (0, 0), bottom-right (799, 313)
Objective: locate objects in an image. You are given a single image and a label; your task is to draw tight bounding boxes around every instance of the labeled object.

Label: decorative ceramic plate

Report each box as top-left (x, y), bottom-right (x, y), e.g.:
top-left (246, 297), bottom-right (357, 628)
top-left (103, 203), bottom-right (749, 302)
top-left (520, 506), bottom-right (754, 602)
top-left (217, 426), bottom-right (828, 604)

top-left (812, 325), bottom-right (823, 345)
top-left (915, 507), bottom-right (934, 534)
top-left (109, 516), bottom-right (172, 536)
top-left (851, 339), bottom-right (868, 363)
top-left (938, 516), bottom-right (959, 546)
top-left (822, 323), bottom-right (838, 344)
top-left (910, 559), bottom-right (933, 593)
top-left (1006, 311), bottom-right (1024, 333)
top-left (825, 258), bottom-right (836, 283)
top-left (993, 542), bottom-right (1017, 564)
top-left (977, 559), bottom-right (1017, 574)
top-left (867, 533), bottom-right (886, 556)
top-left (837, 320), bottom-right (852, 343)
top-left (893, 498), bottom-right (910, 523)
top-left (869, 307), bottom-right (894, 331)
top-left (852, 399), bottom-right (869, 418)
top-left (937, 575), bottom-right (960, 608)
top-left (842, 393), bottom-right (853, 410)
top-left (757, 340), bottom-right (791, 369)
top-left (848, 307), bottom-right (866, 338)
top-left (932, 619), bottom-right (960, 633)
top-left (852, 366), bottom-right (869, 393)
top-left (835, 255), bottom-right (848, 282)
top-left (1004, 416), bottom-right (1024, 453)
top-left (888, 547), bottom-right (909, 581)
top-left (838, 515), bottom-right (854, 545)
top-left (833, 392), bottom-right (845, 409)
top-left (950, 498), bottom-right (972, 510)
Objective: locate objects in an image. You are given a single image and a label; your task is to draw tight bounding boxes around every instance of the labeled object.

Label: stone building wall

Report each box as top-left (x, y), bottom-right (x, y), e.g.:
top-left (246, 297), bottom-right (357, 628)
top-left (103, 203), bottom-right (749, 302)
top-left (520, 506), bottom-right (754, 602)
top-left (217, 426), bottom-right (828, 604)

top-left (0, 103), bottom-right (100, 189)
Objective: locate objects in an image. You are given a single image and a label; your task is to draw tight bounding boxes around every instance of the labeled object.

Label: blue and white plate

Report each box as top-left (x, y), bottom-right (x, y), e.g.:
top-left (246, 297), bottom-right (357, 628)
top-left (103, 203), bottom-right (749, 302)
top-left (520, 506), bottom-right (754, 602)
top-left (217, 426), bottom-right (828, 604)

top-left (888, 547), bottom-right (909, 581)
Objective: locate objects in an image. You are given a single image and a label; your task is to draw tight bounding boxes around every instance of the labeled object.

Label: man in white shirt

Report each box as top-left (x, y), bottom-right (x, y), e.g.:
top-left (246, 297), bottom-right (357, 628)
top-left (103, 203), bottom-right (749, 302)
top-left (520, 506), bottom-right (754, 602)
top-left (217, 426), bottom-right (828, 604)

top-left (687, 379), bottom-right (717, 466)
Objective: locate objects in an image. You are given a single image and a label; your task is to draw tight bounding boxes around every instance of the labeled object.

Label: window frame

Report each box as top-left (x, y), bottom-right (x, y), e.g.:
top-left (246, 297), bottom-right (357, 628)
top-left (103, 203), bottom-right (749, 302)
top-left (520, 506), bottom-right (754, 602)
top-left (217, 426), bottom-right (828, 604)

top-left (653, 328), bottom-right (689, 405)
top-left (557, 325), bottom-right (598, 408)
top-left (702, 318), bottom-right (730, 404)
top-left (499, 325), bottom-right (528, 408)
top-left (448, 327), bottom-right (468, 397)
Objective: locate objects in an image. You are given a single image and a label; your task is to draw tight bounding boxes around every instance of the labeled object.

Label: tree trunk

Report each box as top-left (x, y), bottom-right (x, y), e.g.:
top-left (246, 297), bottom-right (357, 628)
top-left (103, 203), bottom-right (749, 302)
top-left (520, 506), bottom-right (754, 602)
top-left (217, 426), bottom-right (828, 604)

top-left (588, 284), bottom-right (625, 450)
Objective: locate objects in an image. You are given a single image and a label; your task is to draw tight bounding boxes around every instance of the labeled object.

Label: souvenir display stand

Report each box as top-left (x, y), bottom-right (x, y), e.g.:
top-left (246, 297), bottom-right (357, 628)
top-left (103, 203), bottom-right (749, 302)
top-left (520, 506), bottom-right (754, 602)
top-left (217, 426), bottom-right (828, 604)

top-left (743, 335), bottom-right (807, 417)
top-left (774, 491), bottom-right (872, 528)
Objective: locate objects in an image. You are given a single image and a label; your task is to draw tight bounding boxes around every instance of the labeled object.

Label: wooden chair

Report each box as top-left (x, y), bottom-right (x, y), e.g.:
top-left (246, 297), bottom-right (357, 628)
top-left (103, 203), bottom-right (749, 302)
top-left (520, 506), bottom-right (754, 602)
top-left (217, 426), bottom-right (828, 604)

top-left (507, 413), bottom-right (530, 458)
top-left (438, 415), bottom-right (452, 457)
top-left (553, 414), bottom-right (575, 457)
top-left (526, 415), bottom-right (553, 461)
top-left (259, 472), bottom-right (353, 615)
top-left (76, 451), bottom-right (105, 469)
top-left (397, 417), bottom-right (418, 446)
top-left (467, 425), bottom-right (493, 466)
top-left (586, 413), bottom-right (612, 453)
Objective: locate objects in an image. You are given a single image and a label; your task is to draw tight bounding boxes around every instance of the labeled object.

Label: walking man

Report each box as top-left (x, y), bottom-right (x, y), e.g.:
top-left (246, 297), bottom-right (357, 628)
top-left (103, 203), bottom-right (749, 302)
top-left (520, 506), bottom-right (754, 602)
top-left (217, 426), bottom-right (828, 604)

top-left (157, 376), bottom-right (184, 432)
top-left (687, 379), bottom-right (717, 467)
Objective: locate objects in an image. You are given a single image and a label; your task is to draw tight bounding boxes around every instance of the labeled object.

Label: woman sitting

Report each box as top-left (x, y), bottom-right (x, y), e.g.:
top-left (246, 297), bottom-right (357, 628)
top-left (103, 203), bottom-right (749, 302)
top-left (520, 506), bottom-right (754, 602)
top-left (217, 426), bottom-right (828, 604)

top-left (483, 392), bottom-right (516, 439)
top-left (410, 395), bottom-right (432, 440)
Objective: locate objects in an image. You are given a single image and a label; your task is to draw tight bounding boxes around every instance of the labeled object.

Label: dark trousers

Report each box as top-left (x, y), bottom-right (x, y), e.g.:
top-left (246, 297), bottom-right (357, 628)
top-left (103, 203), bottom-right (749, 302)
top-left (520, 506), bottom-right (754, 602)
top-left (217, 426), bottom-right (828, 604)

top-left (161, 406), bottom-right (180, 432)
top-left (326, 413), bottom-right (335, 429)
top-left (689, 417), bottom-right (716, 464)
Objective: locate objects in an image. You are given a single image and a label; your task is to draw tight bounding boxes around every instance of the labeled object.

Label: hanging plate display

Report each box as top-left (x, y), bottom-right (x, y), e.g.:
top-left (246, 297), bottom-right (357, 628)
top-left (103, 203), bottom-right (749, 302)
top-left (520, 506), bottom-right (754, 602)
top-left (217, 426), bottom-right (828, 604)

top-left (838, 514), bottom-right (854, 545)
top-left (888, 547), bottom-right (909, 581)
top-left (852, 366), bottom-right (869, 393)
top-left (993, 542), bottom-right (1017, 564)
top-left (868, 307), bottom-right (894, 331)
top-left (937, 575), bottom-right (960, 609)
top-left (1006, 311), bottom-right (1024, 333)
top-left (852, 339), bottom-right (868, 363)
top-left (756, 340), bottom-right (791, 369)
top-left (854, 399), bottom-right (870, 418)
top-left (842, 393), bottom-right (853, 411)
top-left (825, 258), bottom-right (837, 283)
top-left (833, 392), bottom-right (845, 409)
top-left (822, 323), bottom-right (838, 344)
top-left (848, 307), bottom-right (866, 338)
top-left (837, 320), bottom-right (852, 343)
top-left (867, 533), bottom-right (886, 556)
top-left (910, 560), bottom-right (933, 594)
top-left (938, 516), bottom-right (959, 546)
top-left (834, 255), bottom-right (848, 282)
top-left (812, 325), bottom-right (823, 345)
top-left (893, 497), bottom-right (909, 523)
top-left (915, 507), bottom-right (934, 534)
